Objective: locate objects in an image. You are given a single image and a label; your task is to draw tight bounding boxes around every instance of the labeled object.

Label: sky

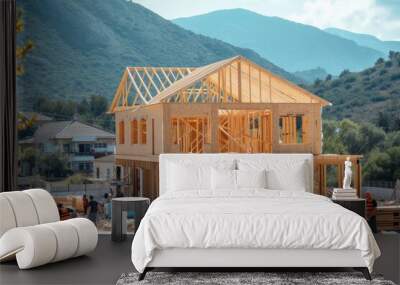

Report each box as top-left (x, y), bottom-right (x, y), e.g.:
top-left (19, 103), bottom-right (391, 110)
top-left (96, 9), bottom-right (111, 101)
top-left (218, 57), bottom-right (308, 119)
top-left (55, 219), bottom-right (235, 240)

top-left (132, 0), bottom-right (400, 41)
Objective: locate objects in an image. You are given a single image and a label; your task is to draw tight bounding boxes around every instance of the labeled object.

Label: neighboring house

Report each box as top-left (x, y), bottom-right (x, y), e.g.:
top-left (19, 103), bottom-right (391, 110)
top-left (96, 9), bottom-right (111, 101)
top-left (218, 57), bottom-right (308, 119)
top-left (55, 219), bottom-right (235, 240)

top-left (19, 112), bottom-right (53, 126)
top-left (93, 154), bottom-right (124, 182)
top-left (27, 120), bottom-right (115, 174)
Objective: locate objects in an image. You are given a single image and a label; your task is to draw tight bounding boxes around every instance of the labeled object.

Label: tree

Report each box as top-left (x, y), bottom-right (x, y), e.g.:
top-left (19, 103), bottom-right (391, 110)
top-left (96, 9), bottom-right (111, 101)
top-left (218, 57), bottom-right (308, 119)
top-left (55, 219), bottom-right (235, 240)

top-left (337, 119), bottom-right (362, 153)
top-left (364, 147), bottom-right (400, 182)
top-left (376, 112), bottom-right (391, 132)
top-left (17, 113), bottom-right (38, 139)
top-left (19, 147), bottom-right (38, 176)
top-left (388, 51), bottom-right (398, 60)
top-left (358, 123), bottom-right (386, 154)
top-left (38, 153), bottom-right (70, 178)
top-left (322, 120), bottom-right (346, 154)
top-left (375, 58), bottom-right (384, 65)
top-left (89, 95), bottom-right (108, 116)
top-left (363, 151), bottom-right (391, 181)
top-left (78, 98), bottom-right (90, 114)
top-left (16, 7), bottom-right (34, 76)
top-left (384, 131), bottom-right (400, 149)
top-left (314, 78), bottom-right (322, 86)
top-left (339, 69), bottom-right (350, 78)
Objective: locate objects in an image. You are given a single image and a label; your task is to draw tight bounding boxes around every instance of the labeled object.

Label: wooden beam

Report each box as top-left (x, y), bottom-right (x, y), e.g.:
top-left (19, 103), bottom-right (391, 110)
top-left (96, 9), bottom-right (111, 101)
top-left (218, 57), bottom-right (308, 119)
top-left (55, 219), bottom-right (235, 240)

top-left (133, 67), bottom-right (153, 102)
top-left (238, 60), bottom-right (242, 102)
top-left (151, 68), bottom-right (166, 90)
top-left (143, 68), bottom-right (161, 94)
top-left (160, 68), bottom-right (173, 86)
top-left (127, 68), bottom-right (149, 104)
top-left (248, 63), bottom-right (252, 103)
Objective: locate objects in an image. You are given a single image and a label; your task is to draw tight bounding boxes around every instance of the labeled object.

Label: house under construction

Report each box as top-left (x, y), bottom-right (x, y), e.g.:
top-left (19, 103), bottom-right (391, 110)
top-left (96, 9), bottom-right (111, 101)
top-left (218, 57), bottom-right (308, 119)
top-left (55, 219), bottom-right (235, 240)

top-left (109, 56), bottom-right (360, 200)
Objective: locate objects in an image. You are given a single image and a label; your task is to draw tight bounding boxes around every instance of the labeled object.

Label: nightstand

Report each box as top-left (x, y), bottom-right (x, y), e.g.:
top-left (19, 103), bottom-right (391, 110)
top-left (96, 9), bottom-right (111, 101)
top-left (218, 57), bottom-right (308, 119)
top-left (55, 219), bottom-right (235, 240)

top-left (111, 197), bottom-right (150, 242)
top-left (332, 198), bottom-right (366, 218)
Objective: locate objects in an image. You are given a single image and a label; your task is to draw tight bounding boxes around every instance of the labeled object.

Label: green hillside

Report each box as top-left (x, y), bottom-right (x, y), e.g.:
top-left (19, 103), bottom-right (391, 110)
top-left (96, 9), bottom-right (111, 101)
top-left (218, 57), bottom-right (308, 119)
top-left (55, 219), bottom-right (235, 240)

top-left (325, 28), bottom-right (400, 55)
top-left (307, 52), bottom-right (400, 130)
top-left (173, 9), bottom-right (384, 75)
top-left (17, 0), bottom-right (298, 109)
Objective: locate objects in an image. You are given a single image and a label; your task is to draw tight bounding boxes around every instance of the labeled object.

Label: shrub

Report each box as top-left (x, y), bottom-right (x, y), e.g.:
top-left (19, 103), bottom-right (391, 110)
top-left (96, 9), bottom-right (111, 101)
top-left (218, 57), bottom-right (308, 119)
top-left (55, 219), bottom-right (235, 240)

top-left (384, 61), bottom-right (393, 68)
top-left (339, 69), bottom-right (350, 78)
top-left (375, 58), bottom-right (385, 65)
top-left (331, 80), bottom-right (341, 88)
top-left (314, 78), bottom-right (322, 86)
top-left (371, 96), bottom-right (386, 102)
top-left (344, 76), bottom-right (356, 83)
top-left (379, 69), bottom-right (388, 76)
top-left (390, 73), bottom-right (400, 81)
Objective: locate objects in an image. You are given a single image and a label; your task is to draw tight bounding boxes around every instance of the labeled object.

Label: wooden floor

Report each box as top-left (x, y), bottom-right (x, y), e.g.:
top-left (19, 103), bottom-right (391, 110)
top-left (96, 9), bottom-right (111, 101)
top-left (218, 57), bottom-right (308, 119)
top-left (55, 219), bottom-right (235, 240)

top-left (0, 233), bottom-right (398, 285)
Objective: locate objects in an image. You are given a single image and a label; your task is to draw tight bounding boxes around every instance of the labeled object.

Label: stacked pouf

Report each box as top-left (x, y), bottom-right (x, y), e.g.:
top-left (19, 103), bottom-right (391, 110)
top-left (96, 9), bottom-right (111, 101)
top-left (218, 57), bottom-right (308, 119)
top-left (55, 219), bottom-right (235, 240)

top-left (0, 189), bottom-right (97, 269)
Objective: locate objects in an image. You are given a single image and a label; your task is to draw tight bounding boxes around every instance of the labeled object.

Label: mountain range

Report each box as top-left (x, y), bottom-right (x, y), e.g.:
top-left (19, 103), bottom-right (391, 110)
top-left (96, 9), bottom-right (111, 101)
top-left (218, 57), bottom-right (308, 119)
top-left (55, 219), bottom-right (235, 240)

top-left (17, 0), bottom-right (297, 107)
top-left (325, 28), bottom-right (400, 56)
top-left (174, 9), bottom-right (400, 76)
top-left (17, 0), bottom-right (400, 126)
top-left (307, 52), bottom-right (400, 127)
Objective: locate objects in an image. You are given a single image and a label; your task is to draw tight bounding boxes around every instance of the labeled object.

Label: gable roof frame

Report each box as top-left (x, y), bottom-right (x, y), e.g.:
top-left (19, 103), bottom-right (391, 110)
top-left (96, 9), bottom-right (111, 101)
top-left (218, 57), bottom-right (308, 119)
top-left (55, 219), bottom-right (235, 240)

top-left (109, 56), bottom-right (331, 113)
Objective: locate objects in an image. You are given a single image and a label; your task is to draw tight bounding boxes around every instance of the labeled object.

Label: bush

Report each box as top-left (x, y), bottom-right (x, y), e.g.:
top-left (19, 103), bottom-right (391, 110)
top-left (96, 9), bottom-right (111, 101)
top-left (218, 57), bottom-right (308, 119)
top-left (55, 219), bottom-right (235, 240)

top-left (344, 76), bottom-right (356, 83)
top-left (371, 96), bottom-right (386, 102)
top-left (314, 79), bottom-right (322, 86)
top-left (375, 58), bottom-right (385, 65)
top-left (390, 73), bottom-right (400, 81)
top-left (384, 61), bottom-right (393, 68)
top-left (331, 80), bottom-right (341, 88)
top-left (339, 69), bottom-right (350, 78)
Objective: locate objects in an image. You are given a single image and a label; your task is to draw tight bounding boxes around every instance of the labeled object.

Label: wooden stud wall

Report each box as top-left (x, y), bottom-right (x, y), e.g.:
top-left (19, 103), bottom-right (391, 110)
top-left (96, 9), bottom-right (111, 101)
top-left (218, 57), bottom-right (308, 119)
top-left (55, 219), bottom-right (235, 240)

top-left (162, 102), bottom-right (322, 155)
top-left (218, 109), bottom-right (272, 153)
top-left (170, 116), bottom-right (210, 153)
top-left (116, 158), bottom-right (159, 201)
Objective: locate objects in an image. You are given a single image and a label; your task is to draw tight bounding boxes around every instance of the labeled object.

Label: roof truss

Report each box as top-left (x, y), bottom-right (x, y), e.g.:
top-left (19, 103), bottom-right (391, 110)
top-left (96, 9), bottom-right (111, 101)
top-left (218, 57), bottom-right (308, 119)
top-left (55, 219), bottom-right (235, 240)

top-left (109, 56), bottom-right (330, 113)
top-left (109, 66), bottom-right (193, 112)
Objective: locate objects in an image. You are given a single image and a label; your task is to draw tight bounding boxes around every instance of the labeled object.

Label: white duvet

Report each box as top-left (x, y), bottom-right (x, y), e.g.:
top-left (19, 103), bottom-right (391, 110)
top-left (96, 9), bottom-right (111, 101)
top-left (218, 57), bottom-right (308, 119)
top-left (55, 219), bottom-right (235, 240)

top-left (131, 190), bottom-right (380, 273)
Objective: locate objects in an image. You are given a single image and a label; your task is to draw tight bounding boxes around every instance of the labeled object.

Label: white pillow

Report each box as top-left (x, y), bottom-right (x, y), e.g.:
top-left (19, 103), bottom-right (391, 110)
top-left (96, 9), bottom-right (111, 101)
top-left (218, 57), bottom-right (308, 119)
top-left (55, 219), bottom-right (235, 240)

top-left (167, 163), bottom-right (211, 191)
top-left (236, 169), bottom-right (267, 189)
top-left (211, 168), bottom-right (236, 190)
top-left (237, 158), bottom-right (310, 192)
top-left (266, 163), bottom-right (307, 191)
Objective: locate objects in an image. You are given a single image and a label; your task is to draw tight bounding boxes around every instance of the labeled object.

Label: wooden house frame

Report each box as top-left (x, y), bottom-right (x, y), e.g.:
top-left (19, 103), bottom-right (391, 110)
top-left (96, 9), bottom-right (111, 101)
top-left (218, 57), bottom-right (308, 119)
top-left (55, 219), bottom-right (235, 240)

top-left (109, 56), bottom-right (361, 200)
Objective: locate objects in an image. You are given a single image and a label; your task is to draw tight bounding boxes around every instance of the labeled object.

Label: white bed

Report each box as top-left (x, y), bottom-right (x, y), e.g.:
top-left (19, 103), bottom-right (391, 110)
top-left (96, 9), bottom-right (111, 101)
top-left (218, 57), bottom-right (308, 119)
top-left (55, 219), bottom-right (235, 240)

top-left (131, 154), bottom-right (380, 280)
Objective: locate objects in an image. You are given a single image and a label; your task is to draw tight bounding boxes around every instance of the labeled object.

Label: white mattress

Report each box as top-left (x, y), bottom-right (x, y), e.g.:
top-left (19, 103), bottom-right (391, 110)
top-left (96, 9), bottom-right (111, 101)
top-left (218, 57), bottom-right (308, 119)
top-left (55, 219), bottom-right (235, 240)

top-left (131, 190), bottom-right (380, 273)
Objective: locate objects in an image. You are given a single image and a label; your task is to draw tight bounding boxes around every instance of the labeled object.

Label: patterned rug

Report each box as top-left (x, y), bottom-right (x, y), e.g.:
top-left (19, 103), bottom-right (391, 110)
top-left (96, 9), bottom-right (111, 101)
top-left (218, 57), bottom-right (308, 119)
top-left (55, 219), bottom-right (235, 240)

top-left (116, 271), bottom-right (395, 285)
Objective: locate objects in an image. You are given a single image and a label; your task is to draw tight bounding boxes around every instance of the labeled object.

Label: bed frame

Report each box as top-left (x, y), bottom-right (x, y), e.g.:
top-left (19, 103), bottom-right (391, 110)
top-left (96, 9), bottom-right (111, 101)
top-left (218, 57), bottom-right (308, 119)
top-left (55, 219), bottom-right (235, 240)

top-left (138, 154), bottom-right (372, 281)
top-left (139, 248), bottom-right (370, 280)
